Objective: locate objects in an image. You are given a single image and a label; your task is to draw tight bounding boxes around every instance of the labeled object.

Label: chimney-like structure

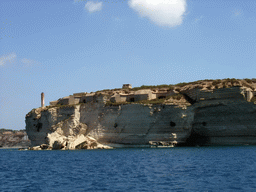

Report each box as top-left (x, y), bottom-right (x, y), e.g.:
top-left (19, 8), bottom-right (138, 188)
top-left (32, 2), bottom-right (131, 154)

top-left (41, 92), bottom-right (45, 107)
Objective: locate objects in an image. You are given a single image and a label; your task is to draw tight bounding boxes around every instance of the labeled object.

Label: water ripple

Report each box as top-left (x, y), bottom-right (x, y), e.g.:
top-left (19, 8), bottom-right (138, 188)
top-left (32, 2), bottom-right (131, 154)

top-left (1, 146), bottom-right (256, 191)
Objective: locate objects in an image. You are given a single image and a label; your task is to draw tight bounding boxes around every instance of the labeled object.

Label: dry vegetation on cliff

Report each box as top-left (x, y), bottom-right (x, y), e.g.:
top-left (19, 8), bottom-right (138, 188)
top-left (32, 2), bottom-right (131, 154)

top-left (105, 93), bottom-right (188, 106)
top-left (100, 78), bottom-right (256, 106)
top-left (25, 78), bottom-right (256, 149)
top-left (95, 78), bottom-right (256, 93)
top-left (26, 78), bottom-right (256, 116)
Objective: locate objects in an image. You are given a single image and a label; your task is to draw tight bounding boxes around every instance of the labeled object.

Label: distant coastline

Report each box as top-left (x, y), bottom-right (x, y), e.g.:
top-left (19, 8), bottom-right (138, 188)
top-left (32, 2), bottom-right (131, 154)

top-left (0, 129), bottom-right (30, 148)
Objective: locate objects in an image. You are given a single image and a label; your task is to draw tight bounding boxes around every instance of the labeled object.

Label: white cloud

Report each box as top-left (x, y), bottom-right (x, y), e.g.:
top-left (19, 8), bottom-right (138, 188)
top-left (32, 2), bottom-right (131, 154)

top-left (128, 0), bottom-right (187, 27)
top-left (84, 1), bottom-right (103, 13)
top-left (0, 53), bottom-right (17, 66)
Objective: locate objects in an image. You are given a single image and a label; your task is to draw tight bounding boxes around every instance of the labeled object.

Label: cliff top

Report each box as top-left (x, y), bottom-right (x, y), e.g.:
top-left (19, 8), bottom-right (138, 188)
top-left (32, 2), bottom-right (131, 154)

top-left (26, 78), bottom-right (256, 118)
top-left (26, 78), bottom-right (256, 114)
top-left (92, 78), bottom-right (256, 94)
top-left (0, 128), bottom-right (26, 134)
top-left (57, 78), bottom-right (256, 105)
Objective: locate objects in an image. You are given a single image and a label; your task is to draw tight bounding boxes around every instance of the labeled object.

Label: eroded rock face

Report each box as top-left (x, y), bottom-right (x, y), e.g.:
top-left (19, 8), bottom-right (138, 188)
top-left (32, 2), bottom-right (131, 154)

top-left (26, 105), bottom-right (112, 150)
top-left (26, 102), bottom-right (193, 149)
top-left (191, 100), bottom-right (256, 145)
top-left (185, 87), bottom-right (256, 145)
top-left (0, 130), bottom-right (30, 148)
top-left (25, 86), bottom-right (256, 149)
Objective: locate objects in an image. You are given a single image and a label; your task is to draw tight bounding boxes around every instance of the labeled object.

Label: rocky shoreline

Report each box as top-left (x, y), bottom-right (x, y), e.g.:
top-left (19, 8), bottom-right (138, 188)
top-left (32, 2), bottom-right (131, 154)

top-left (0, 129), bottom-right (31, 149)
top-left (25, 79), bottom-right (256, 150)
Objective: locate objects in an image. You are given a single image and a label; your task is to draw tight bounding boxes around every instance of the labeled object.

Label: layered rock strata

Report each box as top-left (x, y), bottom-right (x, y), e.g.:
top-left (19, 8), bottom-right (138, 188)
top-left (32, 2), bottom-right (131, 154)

top-left (0, 130), bottom-right (30, 148)
top-left (26, 86), bottom-right (256, 149)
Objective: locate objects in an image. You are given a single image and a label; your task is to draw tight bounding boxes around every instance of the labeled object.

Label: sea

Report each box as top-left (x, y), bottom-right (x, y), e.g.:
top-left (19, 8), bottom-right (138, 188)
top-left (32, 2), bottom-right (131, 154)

top-left (1, 146), bottom-right (256, 192)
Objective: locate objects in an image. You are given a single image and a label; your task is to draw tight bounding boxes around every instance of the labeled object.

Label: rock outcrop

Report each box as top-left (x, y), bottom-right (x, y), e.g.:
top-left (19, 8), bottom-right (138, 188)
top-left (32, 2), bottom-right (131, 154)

top-left (25, 79), bottom-right (256, 149)
top-left (26, 103), bottom-right (194, 149)
top-left (0, 129), bottom-right (31, 148)
top-left (188, 87), bottom-right (256, 145)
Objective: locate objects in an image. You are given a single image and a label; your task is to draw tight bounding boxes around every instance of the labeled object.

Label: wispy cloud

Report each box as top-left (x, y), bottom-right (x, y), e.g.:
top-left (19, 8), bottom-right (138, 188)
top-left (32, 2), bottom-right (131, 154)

top-left (193, 15), bottom-right (203, 24)
top-left (21, 58), bottom-right (40, 66)
top-left (0, 53), bottom-right (40, 67)
top-left (0, 53), bottom-right (17, 66)
top-left (233, 9), bottom-right (242, 17)
top-left (84, 1), bottom-right (103, 13)
top-left (128, 0), bottom-right (187, 27)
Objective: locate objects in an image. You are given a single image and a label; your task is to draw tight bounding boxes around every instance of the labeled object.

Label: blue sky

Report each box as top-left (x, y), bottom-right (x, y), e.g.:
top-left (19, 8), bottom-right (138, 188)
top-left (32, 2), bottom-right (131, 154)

top-left (1, 0), bottom-right (256, 130)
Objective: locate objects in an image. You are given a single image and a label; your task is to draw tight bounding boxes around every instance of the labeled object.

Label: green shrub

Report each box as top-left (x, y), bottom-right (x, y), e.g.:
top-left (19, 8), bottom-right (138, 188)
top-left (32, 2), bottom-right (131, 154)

top-left (105, 101), bottom-right (131, 106)
top-left (105, 94), bottom-right (185, 106)
top-left (175, 82), bottom-right (189, 87)
top-left (212, 79), bottom-right (221, 85)
top-left (131, 84), bottom-right (173, 91)
top-left (244, 78), bottom-right (252, 83)
top-left (170, 94), bottom-right (183, 100)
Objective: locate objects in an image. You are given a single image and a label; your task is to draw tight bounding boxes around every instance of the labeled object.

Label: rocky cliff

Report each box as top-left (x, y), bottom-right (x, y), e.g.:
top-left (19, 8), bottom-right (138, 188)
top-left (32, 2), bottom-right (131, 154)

top-left (25, 79), bottom-right (256, 150)
top-left (0, 129), bottom-right (31, 148)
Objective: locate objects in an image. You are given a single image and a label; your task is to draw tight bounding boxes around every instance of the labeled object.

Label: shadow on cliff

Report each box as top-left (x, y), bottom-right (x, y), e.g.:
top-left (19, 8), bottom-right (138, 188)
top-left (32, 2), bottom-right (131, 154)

top-left (178, 128), bottom-right (210, 146)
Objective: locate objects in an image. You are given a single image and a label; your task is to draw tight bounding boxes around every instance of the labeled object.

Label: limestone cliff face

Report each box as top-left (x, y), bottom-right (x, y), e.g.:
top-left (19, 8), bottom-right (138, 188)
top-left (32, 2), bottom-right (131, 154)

top-left (26, 103), bottom-right (193, 149)
top-left (25, 86), bottom-right (256, 149)
top-left (0, 130), bottom-right (30, 148)
top-left (191, 93), bottom-right (256, 145)
top-left (81, 104), bottom-right (194, 145)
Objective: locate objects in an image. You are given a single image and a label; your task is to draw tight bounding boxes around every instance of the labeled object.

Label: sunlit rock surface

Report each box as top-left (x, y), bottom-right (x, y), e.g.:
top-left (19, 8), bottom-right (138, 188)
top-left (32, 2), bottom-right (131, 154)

top-left (0, 130), bottom-right (30, 148)
top-left (26, 85), bottom-right (256, 149)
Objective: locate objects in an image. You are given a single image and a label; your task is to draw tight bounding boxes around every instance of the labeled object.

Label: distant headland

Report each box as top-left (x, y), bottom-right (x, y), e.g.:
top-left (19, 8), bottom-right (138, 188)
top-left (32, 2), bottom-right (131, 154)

top-left (0, 129), bottom-right (30, 149)
top-left (26, 78), bottom-right (256, 150)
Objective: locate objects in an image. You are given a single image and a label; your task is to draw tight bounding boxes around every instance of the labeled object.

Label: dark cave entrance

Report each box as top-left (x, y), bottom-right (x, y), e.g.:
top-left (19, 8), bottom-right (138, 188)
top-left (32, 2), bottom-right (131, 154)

top-left (129, 98), bottom-right (135, 102)
top-left (158, 96), bottom-right (166, 99)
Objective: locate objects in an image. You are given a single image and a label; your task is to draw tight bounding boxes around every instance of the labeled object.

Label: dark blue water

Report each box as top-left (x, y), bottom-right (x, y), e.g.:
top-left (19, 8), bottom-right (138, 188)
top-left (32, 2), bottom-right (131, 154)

top-left (1, 146), bottom-right (256, 192)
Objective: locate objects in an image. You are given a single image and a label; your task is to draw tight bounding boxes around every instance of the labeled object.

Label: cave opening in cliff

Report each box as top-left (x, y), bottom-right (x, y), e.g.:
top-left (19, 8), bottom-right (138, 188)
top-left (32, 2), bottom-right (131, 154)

top-left (170, 121), bottom-right (176, 127)
top-left (114, 123), bottom-right (118, 128)
top-left (158, 96), bottom-right (166, 99)
top-left (83, 99), bottom-right (86, 103)
top-left (202, 122), bottom-right (207, 126)
top-left (36, 123), bottom-right (42, 132)
top-left (130, 98), bottom-right (135, 102)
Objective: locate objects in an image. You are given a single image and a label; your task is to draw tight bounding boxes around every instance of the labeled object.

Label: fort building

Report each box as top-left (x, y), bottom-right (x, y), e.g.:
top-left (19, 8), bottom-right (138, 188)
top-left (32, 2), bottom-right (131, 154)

top-left (49, 100), bottom-right (58, 106)
top-left (80, 93), bottom-right (96, 103)
top-left (73, 92), bottom-right (87, 97)
top-left (110, 94), bottom-right (129, 103)
top-left (49, 86), bottom-right (177, 106)
top-left (122, 84), bottom-right (132, 89)
top-left (57, 96), bottom-right (70, 105)
top-left (47, 83), bottom-right (256, 107)
top-left (69, 95), bottom-right (81, 105)
top-left (134, 89), bottom-right (155, 101)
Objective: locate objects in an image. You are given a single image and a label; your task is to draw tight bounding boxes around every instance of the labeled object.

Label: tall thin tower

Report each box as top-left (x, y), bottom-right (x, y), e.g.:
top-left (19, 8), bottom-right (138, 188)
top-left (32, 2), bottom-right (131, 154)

top-left (41, 92), bottom-right (45, 107)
